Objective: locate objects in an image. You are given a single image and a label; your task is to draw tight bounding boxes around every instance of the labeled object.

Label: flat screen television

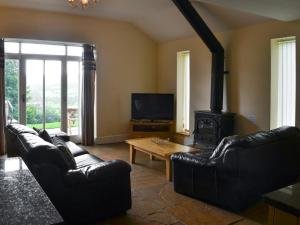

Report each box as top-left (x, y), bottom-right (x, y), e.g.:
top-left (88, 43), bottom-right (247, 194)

top-left (131, 93), bottom-right (174, 121)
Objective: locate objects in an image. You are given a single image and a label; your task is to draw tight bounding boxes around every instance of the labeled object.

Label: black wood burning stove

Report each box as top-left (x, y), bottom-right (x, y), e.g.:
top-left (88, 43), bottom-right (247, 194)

top-left (193, 111), bottom-right (234, 149)
top-left (172, 0), bottom-right (235, 149)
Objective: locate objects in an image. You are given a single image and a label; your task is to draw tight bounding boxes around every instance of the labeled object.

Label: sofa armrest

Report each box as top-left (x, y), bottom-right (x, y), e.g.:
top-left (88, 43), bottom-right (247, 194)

top-left (171, 152), bottom-right (217, 179)
top-left (64, 160), bottom-right (131, 185)
top-left (171, 152), bottom-right (218, 203)
top-left (171, 151), bottom-right (214, 166)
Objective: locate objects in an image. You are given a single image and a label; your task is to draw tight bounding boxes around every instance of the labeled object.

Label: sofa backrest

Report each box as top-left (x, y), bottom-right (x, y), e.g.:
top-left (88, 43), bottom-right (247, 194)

top-left (6, 123), bottom-right (38, 136)
top-left (211, 126), bottom-right (300, 160)
top-left (215, 126), bottom-right (300, 194)
top-left (5, 124), bottom-right (72, 172)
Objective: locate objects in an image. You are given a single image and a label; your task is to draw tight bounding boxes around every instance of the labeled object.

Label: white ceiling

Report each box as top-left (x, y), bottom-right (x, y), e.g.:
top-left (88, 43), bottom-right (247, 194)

top-left (195, 0), bottom-right (300, 21)
top-left (0, 0), bottom-right (298, 42)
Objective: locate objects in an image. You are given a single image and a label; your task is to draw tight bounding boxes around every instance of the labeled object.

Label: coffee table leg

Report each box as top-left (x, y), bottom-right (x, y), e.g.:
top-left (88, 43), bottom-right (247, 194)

top-left (166, 158), bottom-right (172, 182)
top-left (129, 145), bottom-right (136, 164)
top-left (150, 154), bottom-right (154, 160)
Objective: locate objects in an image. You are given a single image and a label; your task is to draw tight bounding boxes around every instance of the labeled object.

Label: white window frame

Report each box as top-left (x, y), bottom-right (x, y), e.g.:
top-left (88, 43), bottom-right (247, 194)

top-left (176, 51), bottom-right (190, 134)
top-left (4, 39), bottom-right (83, 136)
top-left (270, 36), bottom-right (296, 129)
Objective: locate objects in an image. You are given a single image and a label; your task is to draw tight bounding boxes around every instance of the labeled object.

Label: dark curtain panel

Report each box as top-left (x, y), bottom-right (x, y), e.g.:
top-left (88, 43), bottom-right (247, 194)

top-left (0, 39), bottom-right (5, 155)
top-left (81, 44), bottom-right (96, 146)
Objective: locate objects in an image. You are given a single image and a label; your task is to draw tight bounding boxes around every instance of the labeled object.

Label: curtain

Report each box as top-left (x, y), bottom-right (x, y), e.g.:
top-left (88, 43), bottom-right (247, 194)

top-left (81, 44), bottom-right (96, 146)
top-left (0, 39), bottom-right (5, 155)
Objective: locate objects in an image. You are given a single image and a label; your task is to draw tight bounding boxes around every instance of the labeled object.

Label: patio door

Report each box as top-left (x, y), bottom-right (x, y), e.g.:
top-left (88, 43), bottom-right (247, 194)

top-left (24, 59), bottom-right (63, 133)
top-left (4, 40), bottom-right (83, 138)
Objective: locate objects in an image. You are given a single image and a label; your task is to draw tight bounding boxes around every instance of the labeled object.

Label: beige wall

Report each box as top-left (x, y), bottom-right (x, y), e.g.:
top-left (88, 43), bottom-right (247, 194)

top-left (0, 6), bottom-right (158, 142)
top-left (157, 33), bottom-right (232, 134)
top-left (158, 20), bottom-right (300, 135)
top-left (2, 6), bottom-right (300, 140)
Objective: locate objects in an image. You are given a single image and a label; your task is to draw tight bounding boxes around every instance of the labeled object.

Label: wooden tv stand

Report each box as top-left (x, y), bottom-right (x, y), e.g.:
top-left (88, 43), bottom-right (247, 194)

top-left (129, 120), bottom-right (174, 139)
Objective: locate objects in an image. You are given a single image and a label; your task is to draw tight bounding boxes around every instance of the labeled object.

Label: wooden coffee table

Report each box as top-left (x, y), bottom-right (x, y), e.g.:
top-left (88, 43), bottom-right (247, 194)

top-left (126, 137), bottom-right (198, 181)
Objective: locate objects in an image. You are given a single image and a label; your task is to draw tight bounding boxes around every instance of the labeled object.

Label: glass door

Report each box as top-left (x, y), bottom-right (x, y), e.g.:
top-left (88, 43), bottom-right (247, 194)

top-left (67, 61), bottom-right (81, 136)
top-left (4, 40), bottom-right (83, 138)
top-left (25, 59), bottom-right (62, 133)
top-left (4, 59), bottom-right (20, 124)
top-left (45, 60), bottom-right (62, 131)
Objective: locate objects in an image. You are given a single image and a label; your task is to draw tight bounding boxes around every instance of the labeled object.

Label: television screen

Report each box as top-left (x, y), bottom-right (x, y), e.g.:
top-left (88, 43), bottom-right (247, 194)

top-left (131, 93), bottom-right (174, 121)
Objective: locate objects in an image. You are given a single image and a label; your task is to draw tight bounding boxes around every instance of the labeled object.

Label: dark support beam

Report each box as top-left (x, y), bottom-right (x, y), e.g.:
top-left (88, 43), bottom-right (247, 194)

top-left (172, 0), bottom-right (224, 112)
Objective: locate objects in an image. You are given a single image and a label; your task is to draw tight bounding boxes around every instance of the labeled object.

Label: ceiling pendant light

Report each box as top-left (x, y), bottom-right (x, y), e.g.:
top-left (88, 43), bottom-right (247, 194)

top-left (68, 0), bottom-right (98, 9)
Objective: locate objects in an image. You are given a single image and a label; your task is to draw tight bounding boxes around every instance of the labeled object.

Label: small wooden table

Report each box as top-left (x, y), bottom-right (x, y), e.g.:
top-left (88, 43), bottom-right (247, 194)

top-left (126, 137), bottom-right (198, 181)
top-left (264, 183), bottom-right (300, 225)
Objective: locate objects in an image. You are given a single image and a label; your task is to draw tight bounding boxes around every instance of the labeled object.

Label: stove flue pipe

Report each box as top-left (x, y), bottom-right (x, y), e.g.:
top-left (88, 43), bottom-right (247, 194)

top-left (172, 0), bottom-right (225, 113)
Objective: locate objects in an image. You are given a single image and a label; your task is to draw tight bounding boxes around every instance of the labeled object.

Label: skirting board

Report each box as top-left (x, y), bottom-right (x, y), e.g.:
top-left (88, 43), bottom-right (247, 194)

top-left (95, 134), bottom-right (130, 144)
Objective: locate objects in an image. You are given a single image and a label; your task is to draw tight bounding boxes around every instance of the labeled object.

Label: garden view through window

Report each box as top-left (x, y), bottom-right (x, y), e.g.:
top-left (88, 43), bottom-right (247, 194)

top-left (4, 40), bottom-right (83, 136)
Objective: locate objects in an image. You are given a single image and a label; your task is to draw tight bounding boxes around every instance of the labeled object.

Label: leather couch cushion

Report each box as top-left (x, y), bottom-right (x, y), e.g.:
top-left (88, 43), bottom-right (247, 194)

top-left (65, 141), bottom-right (88, 157)
top-left (56, 145), bottom-right (77, 170)
top-left (19, 133), bottom-right (72, 172)
top-left (6, 124), bottom-right (38, 136)
top-left (52, 137), bottom-right (77, 169)
top-left (50, 132), bottom-right (70, 142)
top-left (52, 136), bottom-right (66, 146)
top-left (75, 154), bottom-right (104, 169)
top-left (209, 135), bottom-right (243, 159)
top-left (33, 127), bottom-right (53, 144)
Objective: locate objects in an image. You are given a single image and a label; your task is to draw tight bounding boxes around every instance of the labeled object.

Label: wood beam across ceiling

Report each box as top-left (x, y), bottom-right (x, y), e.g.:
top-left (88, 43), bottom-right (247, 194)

top-left (172, 0), bottom-right (225, 113)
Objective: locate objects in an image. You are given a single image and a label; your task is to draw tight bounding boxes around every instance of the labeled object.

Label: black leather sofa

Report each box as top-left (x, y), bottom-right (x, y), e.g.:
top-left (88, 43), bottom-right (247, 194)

top-left (5, 124), bottom-right (132, 224)
top-left (171, 126), bottom-right (300, 211)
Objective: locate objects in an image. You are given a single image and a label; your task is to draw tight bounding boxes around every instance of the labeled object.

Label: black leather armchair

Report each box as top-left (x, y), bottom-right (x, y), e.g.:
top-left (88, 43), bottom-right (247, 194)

top-left (171, 126), bottom-right (300, 211)
top-left (5, 124), bottom-right (132, 224)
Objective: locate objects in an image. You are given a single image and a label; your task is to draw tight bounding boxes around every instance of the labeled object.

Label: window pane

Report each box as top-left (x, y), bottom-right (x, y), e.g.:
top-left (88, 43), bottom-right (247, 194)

top-left (5, 59), bottom-right (20, 123)
top-left (270, 37), bottom-right (296, 129)
top-left (5, 42), bottom-right (19, 54)
top-left (176, 51), bottom-right (190, 133)
top-left (67, 61), bottom-right (81, 135)
top-left (21, 43), bottom-right (65, 55)
top-left (277, 40), bottom-right (296, 126)
top-left (67, 46), bottom-right (83, 57)
top-left (45, 60), bottom-right (62, 131)
top-left (26, 60), bottom-right (44, 128)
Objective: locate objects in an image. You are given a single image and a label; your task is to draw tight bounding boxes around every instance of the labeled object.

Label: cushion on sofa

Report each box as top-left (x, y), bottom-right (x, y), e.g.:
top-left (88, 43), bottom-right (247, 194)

top-left (50, 132), bottom-right (70, 142)
top-left (56, 145), bottom-right (77, 170)
top-left (33, 127), bottom-right (53, 144)
top-left (65, 141), bottom-right (88, 157)
top-left (52, 136), bottom-right (66, 146)
top-left (209, 135), bottom-right (243, 159)
top-left (52, 137), bottom-right (77, 170)
top-left (75, 154), bottom-right (104, 169)
top-left (50, 135), bottom-right (87, 157)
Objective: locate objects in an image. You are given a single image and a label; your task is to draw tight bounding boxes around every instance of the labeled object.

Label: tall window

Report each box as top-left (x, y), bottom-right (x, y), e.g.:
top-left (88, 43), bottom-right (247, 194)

top-left (4, 39), bottom-right (83, 136)
top-left (270, 37), bottom-right (296, 129)
top-left (176, 51), bottom-right (190, 133)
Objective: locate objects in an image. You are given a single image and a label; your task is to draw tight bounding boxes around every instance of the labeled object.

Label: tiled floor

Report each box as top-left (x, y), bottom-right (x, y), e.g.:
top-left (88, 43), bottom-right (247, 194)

top-left (85, 143), bottom-right (268, 225)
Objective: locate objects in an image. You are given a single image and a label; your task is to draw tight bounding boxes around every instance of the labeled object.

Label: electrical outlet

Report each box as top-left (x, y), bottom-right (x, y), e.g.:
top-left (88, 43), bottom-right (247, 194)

top-left (247, 115), bottom-right (256, 123)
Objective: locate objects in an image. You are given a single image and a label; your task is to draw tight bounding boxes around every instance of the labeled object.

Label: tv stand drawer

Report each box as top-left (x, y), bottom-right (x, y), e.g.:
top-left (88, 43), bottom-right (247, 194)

top-left (129, 121), bottom-right (174, 138)
top-left (132, 124), bottom-right (170, 132)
